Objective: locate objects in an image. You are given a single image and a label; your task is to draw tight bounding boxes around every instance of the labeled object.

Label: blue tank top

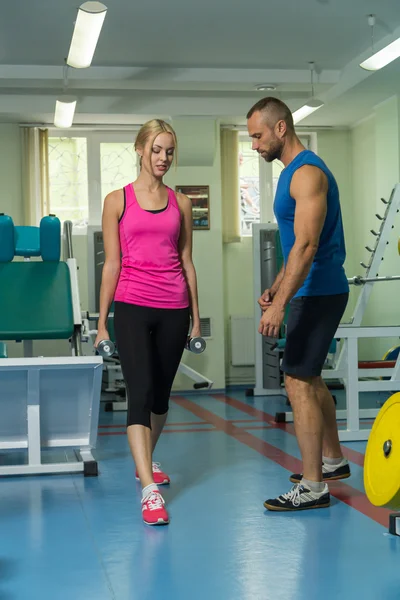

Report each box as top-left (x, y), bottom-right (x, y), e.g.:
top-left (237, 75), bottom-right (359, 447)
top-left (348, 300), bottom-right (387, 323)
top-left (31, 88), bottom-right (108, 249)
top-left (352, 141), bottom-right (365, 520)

top-left (274, 149), bottom-right (349, 297)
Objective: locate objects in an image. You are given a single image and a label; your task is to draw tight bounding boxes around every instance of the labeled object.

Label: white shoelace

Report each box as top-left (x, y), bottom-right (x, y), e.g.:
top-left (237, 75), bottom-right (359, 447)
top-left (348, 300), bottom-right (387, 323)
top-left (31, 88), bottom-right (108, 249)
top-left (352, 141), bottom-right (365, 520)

top-left (281, 484), bottom-right (303, 507)
top-left (142, 491), bottom-right (165, 511)
top-left (152, 462), bottom-right (162, 473)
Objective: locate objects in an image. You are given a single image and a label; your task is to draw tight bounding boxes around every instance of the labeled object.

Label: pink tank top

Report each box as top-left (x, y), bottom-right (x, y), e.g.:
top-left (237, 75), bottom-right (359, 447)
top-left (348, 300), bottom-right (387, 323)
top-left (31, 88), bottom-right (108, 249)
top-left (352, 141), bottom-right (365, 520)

top-left (114, 184), bottom-right (189, 309)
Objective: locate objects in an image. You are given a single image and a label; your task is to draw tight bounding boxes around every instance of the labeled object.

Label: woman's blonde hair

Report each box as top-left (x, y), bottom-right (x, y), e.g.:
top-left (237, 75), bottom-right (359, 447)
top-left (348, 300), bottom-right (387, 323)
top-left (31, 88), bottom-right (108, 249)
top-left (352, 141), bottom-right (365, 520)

top-left (135, 119), bottom-right (178, 168)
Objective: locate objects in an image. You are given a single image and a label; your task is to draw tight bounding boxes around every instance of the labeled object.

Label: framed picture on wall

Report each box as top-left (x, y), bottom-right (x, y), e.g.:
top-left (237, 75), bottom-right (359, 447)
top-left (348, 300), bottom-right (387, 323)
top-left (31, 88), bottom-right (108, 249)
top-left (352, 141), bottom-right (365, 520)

top-left (175, 185), bottom-right (210, 230)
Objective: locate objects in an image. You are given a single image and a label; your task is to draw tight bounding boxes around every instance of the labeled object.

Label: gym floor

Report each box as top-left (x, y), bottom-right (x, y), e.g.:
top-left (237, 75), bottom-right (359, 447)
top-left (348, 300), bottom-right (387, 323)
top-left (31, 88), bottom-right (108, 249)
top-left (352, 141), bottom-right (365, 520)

top-left (1, 390), bottom-right (398, 600)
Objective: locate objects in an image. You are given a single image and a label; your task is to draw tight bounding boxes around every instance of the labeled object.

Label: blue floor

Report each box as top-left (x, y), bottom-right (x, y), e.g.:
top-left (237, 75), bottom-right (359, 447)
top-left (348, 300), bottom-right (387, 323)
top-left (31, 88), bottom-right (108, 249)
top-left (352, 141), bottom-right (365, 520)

top-left (1, 390), bottom-right (399, 600)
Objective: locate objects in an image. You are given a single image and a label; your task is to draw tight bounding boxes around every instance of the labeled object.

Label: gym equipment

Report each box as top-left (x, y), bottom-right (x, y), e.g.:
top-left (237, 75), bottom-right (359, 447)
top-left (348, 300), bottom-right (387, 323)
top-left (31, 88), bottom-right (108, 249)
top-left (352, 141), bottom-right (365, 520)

top-left (185, 336), bottom-right (206, 354)
top-left (96, 339), bottom-right (115, 358)
top-left (364, 392), bottom-right (400, 536)
top-left (0, 216), bottom-right (102, 477)
top-left (349, 275), bottom-right (400, 285)
top-left (251, 223), bottom-right (336, 397)
top-left (321, 184), bottom-right (400, 440)
top-left (251, 223), bottom-right (287, 397)
top-left (0, 212), bottom-right (61, 261)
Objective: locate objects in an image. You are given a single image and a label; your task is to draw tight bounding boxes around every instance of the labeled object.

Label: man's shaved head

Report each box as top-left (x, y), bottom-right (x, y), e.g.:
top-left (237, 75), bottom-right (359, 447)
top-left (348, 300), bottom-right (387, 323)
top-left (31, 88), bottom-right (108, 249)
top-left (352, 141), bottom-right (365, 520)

top-left (246, 97), bottom-right (294, 134)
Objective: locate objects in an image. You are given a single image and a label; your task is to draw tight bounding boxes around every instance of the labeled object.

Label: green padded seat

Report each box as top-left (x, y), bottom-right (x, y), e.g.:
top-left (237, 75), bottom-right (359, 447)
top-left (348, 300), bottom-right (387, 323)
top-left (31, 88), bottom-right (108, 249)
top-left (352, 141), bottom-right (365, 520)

top-left (0, 342), bottom-right (7, 358)
top-left (0, 262), bottom-right (74, 340)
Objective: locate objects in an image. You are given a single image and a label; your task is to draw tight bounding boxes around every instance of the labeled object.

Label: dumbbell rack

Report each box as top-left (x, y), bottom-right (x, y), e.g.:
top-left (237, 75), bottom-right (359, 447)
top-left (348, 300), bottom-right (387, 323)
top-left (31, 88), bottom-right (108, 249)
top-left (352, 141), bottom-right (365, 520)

top-left (280, 183), bottom-right (400, 441)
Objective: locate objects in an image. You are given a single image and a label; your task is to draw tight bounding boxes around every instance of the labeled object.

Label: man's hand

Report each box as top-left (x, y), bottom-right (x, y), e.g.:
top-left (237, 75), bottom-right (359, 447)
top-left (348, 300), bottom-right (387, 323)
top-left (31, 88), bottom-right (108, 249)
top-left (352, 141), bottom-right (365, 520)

top-left (258, 289), bottom-right (274, 312)
top-left (258, 305), bottom-right (285, 338)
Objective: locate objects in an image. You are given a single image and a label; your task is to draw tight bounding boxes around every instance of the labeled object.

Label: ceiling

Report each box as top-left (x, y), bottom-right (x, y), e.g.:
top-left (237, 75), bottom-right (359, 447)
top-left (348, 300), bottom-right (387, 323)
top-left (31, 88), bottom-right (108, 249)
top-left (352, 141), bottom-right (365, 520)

top-left (1, 0), bottom-right (400, 127)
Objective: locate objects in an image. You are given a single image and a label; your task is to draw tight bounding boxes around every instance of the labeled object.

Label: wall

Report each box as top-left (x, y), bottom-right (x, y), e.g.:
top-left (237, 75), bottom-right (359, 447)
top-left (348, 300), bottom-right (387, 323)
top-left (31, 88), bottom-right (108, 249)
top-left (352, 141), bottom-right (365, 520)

top-left (0, 125), bottom-right (22, 223)
top-left (317, 128), bottom-right (355, 320)
top-left (223, 237), bottom-right (255, 385)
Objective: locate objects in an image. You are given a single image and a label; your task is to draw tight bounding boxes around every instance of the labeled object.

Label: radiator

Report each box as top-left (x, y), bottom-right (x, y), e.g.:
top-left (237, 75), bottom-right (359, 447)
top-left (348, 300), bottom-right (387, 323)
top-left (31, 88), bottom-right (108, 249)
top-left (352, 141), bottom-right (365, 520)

top-left (229, 315), bottom-right (255, 366)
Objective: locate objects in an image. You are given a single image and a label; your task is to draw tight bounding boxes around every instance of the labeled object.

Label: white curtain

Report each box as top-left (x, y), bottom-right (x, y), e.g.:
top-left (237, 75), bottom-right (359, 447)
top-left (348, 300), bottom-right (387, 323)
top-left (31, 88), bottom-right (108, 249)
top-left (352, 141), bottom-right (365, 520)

top-left (220, 128), bottom-right (240, 243)
top-left (21, 127), bottom-right (49, 226)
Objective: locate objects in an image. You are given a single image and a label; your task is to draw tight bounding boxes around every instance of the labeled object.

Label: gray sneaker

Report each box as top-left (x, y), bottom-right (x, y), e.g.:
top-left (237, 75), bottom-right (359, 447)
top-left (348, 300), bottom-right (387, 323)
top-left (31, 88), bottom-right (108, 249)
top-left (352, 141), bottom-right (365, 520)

top-left (264, 483), bottom-right (330, 511)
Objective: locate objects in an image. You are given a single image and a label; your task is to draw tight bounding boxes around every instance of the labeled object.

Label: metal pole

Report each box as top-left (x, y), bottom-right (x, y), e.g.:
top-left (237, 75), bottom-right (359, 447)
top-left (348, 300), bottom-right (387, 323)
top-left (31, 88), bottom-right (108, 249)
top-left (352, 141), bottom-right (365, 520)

top-left (63, 220), bottom-right (74, 259)
top-left (348, 275), bottom-right (400, 286)
top-left (72, 326), bottom-right (82, 357)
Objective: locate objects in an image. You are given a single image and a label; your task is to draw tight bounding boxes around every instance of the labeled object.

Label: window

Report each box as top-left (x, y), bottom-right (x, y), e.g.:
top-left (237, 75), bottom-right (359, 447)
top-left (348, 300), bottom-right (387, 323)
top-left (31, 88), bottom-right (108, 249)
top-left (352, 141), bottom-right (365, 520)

top-left (48, 137), bottom-right (89, 227)
top-left (47, 131), bottom-right (138, 230)
top-left (238, 139), bottom-right (260, 236)
top-left (100, 142), bottom-right (137, 206)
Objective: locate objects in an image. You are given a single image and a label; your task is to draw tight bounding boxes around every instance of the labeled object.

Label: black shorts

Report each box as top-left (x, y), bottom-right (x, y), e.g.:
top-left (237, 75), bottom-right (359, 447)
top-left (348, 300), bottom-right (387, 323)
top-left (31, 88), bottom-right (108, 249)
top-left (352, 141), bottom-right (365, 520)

top-left (281, 293), bottom-right (349, 378)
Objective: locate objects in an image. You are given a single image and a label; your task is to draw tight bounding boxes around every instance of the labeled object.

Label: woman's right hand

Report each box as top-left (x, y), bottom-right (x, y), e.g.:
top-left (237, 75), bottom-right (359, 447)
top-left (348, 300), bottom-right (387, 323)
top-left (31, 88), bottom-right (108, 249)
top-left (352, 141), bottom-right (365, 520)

top-left (94, 328), bottom-right (110, 349)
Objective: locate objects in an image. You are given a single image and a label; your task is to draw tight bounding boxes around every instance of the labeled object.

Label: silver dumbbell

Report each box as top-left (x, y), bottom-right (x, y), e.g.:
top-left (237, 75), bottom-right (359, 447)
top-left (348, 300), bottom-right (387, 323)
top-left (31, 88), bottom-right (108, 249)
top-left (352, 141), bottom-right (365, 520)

top-left (185, 336), bottom-right (206, 354)
top-left (96, 339), bottom-right (116, 358)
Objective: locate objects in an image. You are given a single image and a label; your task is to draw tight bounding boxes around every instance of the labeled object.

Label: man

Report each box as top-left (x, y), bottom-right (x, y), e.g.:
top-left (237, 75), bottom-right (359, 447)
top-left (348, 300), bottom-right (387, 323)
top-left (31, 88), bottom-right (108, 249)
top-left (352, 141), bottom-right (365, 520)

top-left (246, 97), bottom-right (350, 511)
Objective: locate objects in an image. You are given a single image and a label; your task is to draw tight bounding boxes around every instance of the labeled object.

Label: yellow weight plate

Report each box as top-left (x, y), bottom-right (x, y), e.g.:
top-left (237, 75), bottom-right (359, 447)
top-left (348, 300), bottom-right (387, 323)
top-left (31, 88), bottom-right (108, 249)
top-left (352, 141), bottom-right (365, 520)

top-left (364, 392), bottom-right (400, 509)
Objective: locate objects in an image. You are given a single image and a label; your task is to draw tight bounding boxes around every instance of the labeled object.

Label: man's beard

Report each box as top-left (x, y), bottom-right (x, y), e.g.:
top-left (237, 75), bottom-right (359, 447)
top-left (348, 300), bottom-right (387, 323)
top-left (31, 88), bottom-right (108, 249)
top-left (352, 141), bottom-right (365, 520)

top-left (263, 139), bottom-right (283, 162)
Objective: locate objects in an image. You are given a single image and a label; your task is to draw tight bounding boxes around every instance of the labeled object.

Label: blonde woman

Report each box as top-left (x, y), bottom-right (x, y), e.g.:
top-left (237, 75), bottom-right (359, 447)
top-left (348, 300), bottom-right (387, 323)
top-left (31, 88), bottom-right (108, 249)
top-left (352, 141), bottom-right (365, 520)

top-left (95, 119), bottom-right (201, 526)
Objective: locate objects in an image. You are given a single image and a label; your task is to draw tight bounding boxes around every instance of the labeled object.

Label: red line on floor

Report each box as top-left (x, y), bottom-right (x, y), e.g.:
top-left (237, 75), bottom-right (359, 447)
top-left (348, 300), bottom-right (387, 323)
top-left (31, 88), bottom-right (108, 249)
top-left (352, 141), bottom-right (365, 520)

top-left (212, 393), bottom-right (365, 468)
top-left (173, 396), bottom-right (390, 528)
top-left (98, 422), bottom-right (208, 429)
top-left (98, 427), bottom-right (217, 436)
top-left (98, 418), bottom-right (261, 430)
top-left (243, 425), bottom-right (272, 430)
top-left (230, 419), bottom-right (261, 423)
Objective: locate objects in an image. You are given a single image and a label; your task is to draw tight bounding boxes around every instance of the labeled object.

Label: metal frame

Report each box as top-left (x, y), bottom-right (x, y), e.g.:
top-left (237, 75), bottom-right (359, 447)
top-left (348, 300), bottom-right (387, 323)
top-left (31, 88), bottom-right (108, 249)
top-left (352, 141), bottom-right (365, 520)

top-left (0, 356), bottom-right (103, 476)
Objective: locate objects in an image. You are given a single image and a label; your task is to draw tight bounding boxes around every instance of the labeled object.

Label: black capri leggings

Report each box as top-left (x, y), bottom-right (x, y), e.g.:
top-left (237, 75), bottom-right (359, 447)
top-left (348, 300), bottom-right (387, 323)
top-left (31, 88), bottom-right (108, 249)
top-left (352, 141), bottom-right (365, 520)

top-left (113, 301), bottom-right (190, 428)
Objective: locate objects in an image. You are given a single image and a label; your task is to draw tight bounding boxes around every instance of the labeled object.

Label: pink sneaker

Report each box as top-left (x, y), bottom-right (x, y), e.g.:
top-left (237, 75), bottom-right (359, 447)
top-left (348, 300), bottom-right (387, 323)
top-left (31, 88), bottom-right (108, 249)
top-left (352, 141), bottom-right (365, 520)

top-left (142, 491), bottom-right (169, 526)
top-left (136, 462), bottom-right (170, 485)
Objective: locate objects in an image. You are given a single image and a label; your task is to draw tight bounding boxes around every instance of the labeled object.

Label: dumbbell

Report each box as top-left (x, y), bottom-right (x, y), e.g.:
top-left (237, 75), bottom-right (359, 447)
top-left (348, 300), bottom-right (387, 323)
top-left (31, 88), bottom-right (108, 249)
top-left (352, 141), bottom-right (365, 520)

top-left (185, 336), bottom-right (206, 354)
top-left (96, 339), bottom-right (116, 358)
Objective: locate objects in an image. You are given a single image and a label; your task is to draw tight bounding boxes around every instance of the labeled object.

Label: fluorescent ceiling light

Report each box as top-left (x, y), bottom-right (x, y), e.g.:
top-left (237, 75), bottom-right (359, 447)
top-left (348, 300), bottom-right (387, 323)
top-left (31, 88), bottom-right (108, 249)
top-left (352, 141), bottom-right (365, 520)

top-left (54, 97), bottom-right (77, 128)
top-left (67, 1), bottom-right (107, 69)
top-left (292, 98), bottom-right (324, 125)
top-left (360, 37), bottom-right (400, 71)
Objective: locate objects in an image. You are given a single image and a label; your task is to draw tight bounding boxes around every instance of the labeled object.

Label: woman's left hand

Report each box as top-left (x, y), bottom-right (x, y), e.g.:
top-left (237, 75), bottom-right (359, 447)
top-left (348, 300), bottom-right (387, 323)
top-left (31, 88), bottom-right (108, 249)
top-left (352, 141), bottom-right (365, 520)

top-left (190, 323), bottom-right (202, 339)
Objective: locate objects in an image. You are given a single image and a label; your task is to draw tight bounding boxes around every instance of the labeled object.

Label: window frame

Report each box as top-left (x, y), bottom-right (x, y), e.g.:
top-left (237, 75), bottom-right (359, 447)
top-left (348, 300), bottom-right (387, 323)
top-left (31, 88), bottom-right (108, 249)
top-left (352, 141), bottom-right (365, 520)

top-left (47, 128), bottom-right (140, 234)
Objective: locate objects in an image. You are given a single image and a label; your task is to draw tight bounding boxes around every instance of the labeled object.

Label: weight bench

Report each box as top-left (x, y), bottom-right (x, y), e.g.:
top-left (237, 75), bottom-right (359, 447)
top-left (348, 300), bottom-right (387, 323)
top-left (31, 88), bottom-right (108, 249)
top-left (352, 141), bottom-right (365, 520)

top-left (0, 215), bottom-right (103, 477)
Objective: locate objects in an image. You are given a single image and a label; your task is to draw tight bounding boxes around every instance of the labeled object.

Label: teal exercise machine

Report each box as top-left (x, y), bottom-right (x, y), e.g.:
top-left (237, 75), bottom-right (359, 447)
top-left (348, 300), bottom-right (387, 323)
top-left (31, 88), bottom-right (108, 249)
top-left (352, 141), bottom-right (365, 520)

top-left (0, 214), bottom-right (102, 476)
